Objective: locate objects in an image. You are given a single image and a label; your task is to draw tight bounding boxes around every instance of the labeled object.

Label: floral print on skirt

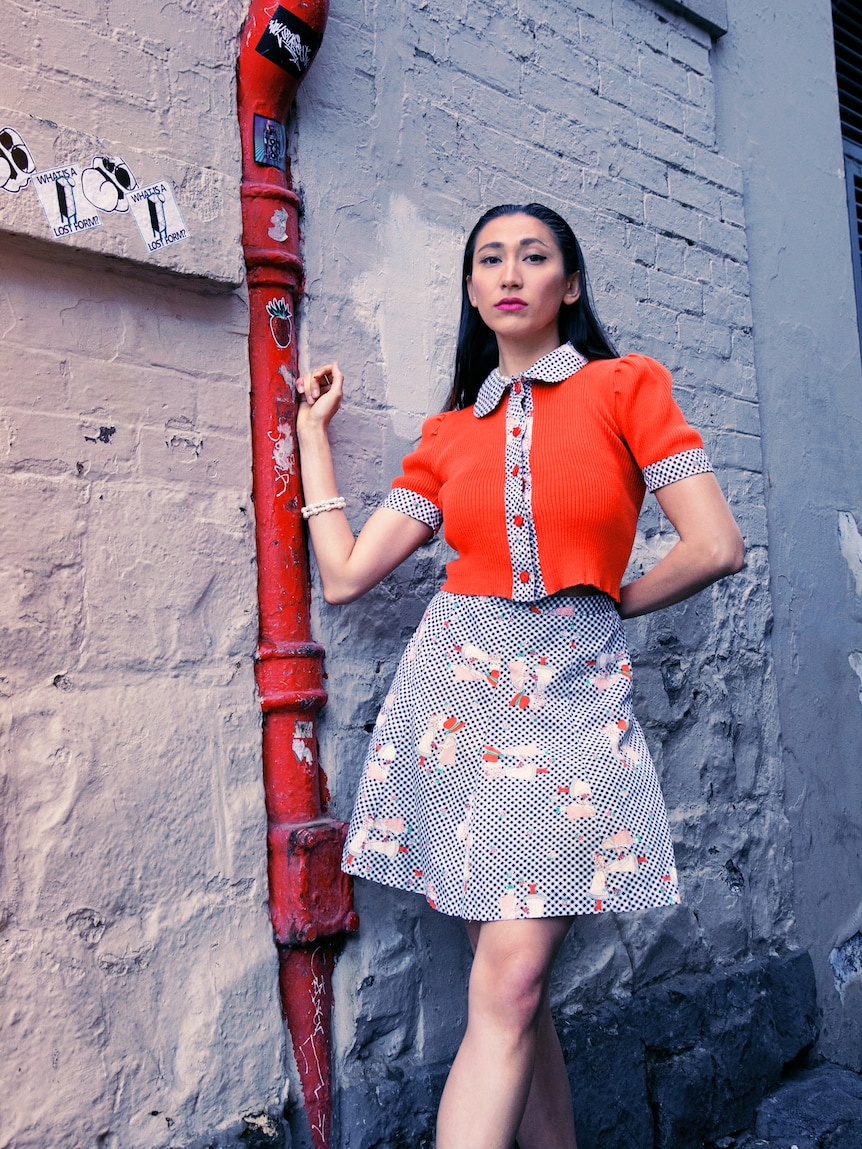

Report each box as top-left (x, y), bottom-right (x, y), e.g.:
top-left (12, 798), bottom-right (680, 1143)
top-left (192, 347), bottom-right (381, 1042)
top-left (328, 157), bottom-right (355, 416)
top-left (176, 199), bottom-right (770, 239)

top-left (342, 590), bottom-right (680, 921)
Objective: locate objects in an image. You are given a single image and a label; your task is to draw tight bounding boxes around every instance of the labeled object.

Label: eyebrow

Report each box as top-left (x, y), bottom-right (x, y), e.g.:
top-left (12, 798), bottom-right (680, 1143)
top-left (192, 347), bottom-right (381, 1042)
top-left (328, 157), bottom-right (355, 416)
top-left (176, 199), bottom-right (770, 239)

top-left (475, 236), bottom-right (551, 254)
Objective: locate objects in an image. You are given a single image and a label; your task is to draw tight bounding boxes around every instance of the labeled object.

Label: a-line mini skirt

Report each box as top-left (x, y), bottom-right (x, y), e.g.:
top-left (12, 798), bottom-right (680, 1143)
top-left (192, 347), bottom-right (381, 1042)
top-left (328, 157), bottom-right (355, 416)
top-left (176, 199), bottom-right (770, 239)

top-left (341, 590), bottom-right (680, 921)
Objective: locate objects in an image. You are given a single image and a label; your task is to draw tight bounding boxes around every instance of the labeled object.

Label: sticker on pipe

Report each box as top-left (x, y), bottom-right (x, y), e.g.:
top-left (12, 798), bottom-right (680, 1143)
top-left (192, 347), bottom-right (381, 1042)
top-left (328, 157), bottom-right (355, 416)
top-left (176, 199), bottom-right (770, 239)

top-left (32, 165), bottom-right (102, 237)
top-left (254, 5), bottom-right (323, 77)
top-left (266, 297), bottom-right (293, 348)
top-left (129, 181), bottom-right (189, 252)
top-left (254, 114), bottom-right (286, 170)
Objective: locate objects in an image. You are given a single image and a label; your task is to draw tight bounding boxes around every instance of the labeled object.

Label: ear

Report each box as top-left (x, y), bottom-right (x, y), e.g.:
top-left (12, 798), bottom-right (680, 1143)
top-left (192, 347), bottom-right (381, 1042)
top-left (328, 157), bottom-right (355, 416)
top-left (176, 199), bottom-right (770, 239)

top-left (466, 275), bottom-right (478, 307)
top-left (564, 271), bottom-right (581, 305)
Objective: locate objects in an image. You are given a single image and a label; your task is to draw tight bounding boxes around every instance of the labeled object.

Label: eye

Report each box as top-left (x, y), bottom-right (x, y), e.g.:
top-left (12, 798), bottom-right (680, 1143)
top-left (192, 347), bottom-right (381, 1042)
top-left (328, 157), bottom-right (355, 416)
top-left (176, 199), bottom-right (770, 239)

top-left (479, 255), bottom-right (501, 265)
top-left (524, 253), bottom-right (547, 263)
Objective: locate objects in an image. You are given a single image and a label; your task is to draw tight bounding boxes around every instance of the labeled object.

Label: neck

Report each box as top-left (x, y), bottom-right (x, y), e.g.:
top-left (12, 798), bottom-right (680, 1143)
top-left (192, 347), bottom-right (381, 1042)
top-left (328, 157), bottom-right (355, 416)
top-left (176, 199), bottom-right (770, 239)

top-left (496, 332), bottom-right (563, 378)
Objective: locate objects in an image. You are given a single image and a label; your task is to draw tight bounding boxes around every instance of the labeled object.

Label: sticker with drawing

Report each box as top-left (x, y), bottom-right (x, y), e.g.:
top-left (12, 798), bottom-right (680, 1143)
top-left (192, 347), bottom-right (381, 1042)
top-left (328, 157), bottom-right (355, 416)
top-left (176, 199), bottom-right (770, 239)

top-left (32, 165), bottom-right (102, 238)
top-left (254, 5), bottom-right (323, 77)
top-left (0, 128), bottom-right (36, 193)
top-left (129, 181), bottom-right (189, 252)
top-left (81, 155), bottom-right (137, 213)
top-left (266, 297), bottom-right (293, 348)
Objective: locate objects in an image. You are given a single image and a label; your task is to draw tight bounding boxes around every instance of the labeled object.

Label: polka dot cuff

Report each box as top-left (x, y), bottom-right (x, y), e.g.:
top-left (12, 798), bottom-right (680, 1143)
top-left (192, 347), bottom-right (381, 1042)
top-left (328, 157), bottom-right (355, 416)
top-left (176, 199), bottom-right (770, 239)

top-left (642, 448), bottom-right (713, 492)
top-left (384, 486), bottom-right (443, 532)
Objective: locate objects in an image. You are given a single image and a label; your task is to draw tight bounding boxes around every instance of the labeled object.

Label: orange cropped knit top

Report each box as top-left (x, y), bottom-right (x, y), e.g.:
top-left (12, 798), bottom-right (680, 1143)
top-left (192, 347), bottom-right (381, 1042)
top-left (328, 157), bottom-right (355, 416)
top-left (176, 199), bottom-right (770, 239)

top-left (383, 347), bottom-right (712, 602)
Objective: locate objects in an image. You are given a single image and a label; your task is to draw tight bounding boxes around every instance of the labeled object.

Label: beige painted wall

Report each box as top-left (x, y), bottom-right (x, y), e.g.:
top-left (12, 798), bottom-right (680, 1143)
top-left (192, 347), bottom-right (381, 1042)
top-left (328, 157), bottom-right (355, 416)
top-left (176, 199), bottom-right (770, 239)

top-left (0, 2), bottom-right (287, 1145)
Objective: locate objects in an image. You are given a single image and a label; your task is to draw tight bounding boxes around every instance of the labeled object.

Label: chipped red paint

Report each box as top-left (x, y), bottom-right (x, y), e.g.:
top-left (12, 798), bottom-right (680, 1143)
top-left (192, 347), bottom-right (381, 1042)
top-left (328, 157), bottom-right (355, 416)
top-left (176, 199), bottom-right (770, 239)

top-left (238, 5), bottom-right (358, 1146)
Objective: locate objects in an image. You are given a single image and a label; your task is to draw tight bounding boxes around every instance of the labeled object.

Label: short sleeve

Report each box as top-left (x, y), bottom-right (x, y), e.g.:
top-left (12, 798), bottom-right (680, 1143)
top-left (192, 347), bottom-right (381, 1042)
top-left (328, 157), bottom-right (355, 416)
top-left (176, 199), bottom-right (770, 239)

top-left (383, 411), bottom-right (447, 531)
top-left (614, 355), bottom-right (714, 491)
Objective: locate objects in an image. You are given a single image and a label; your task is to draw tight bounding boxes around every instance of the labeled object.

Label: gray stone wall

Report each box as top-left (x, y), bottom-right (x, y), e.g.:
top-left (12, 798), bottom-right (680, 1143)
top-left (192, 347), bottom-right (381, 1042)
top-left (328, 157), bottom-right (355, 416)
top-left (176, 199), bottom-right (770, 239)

top-left (293, 1), bottom-right (796, 1142)
top-left (713, 0), bottom-right (862, 1068)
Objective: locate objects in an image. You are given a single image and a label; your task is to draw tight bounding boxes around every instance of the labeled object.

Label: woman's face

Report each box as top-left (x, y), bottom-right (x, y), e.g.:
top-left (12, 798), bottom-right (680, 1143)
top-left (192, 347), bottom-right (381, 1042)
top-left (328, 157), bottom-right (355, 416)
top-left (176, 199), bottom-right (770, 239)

top-left (466, 213), bottom-right (580, 352)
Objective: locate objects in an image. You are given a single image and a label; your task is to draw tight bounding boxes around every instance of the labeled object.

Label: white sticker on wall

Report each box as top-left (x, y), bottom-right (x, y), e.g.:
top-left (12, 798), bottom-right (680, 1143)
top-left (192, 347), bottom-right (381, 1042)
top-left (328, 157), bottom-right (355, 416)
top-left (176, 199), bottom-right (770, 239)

top-left (32, 165), bottom-right (102, 238)
top-left (81, 155), bottom-right (138, 213)
top-left (129, 181), bottom-right (189, 252)
top-left (0, 128), bottom-right (36, 193)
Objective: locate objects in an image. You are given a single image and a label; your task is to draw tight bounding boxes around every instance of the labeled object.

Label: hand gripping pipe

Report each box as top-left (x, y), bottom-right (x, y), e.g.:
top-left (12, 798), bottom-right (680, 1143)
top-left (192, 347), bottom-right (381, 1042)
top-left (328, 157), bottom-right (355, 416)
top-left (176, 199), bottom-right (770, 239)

top-left (237, 5), bottom-right (358, 1147)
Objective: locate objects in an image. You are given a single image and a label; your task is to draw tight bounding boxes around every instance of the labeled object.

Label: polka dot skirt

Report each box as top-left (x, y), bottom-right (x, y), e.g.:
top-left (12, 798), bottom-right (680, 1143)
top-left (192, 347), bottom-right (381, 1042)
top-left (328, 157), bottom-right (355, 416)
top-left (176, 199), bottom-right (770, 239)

top-left (342, 590), bottom-right (680, 921)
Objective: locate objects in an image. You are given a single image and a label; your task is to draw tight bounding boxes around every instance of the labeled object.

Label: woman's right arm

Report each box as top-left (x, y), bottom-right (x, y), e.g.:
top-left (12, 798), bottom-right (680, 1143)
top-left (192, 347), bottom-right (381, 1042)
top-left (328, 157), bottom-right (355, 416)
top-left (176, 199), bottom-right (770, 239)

top-left (296, 362), bottom-right (434, 604)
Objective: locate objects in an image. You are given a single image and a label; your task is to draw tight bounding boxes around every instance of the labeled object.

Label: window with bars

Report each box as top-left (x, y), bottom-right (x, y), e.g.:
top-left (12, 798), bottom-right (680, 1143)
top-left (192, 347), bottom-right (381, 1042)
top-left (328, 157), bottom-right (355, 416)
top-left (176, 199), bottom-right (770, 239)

top-left (833, 0), bottom-right (862, 347)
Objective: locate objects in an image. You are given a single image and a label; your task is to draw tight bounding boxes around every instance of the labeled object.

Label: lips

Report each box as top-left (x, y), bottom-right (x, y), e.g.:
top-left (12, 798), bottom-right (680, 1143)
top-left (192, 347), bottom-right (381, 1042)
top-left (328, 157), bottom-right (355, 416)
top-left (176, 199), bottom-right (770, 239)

top-left (495, 298), bottom-right (527, 311)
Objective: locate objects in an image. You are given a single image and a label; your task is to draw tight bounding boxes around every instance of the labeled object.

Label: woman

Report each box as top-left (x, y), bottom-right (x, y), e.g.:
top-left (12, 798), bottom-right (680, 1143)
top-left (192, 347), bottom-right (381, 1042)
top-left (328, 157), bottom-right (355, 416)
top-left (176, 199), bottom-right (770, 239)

top-left (295, 203), bottom-right (744, 1149)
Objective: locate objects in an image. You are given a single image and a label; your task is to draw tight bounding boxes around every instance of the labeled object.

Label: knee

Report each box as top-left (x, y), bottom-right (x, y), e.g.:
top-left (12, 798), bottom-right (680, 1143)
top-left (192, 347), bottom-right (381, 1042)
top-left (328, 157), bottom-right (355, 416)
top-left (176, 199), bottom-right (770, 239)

top-left (469, 949), bottom-right (547, 1035)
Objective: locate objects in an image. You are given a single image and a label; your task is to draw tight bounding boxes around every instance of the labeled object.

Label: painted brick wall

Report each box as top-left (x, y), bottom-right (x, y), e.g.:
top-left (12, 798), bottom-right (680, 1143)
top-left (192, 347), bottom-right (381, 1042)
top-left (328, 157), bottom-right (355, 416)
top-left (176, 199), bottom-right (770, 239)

top-left (0, 2), bottom-right (287, 1146)
top-left (292, 1), bottom-right (790, 1141)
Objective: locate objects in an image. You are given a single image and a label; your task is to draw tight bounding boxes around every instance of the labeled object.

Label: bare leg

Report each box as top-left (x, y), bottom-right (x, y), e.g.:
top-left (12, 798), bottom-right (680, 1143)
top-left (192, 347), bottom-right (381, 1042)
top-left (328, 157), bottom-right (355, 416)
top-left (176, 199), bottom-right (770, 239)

top-left (436, 917), bottom-right (573, 1149)
top-left (515, 994), bottom-right (578, 1149)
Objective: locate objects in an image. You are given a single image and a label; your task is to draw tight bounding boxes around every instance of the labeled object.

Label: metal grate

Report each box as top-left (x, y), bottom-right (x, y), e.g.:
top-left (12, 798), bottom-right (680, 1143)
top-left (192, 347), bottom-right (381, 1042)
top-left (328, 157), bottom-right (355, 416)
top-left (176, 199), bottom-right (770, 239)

top-left (833, 0), bottom-right (862, 347)
top-left (834, 0), bottom-right (862, 148)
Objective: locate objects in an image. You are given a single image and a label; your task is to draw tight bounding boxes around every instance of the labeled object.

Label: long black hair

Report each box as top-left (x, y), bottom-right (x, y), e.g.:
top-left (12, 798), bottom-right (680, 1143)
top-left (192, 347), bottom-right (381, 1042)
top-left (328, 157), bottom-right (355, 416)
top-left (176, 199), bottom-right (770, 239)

top-left (445, 203), bottom-right (618, 411)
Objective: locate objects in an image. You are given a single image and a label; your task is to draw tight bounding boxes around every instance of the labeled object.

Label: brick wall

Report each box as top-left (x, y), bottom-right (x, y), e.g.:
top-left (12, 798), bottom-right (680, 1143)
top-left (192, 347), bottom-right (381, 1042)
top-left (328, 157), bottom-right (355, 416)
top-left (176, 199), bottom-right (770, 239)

top-left (294, 1), bottom-right (790, 1143)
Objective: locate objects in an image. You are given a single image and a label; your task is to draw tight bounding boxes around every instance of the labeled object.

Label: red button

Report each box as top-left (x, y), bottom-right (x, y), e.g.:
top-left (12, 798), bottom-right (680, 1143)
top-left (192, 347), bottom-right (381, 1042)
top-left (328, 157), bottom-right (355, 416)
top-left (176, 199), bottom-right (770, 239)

top-left (511, 465), bottom-right (519, 476)
top-left (512, 426), bottom-right (521, 437)
top-left (513, 515), bottom-right (524, 526)
top-left (513, 381), bottom-right (522, 394)
top-left (519, 570), bottom-right (530, 583)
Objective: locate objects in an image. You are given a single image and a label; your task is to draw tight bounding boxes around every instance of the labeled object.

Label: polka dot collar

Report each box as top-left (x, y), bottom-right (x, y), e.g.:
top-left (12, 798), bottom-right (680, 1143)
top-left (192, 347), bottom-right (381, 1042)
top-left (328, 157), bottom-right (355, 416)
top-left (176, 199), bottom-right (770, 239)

top-left (474, 343), bottom-right (590, 418)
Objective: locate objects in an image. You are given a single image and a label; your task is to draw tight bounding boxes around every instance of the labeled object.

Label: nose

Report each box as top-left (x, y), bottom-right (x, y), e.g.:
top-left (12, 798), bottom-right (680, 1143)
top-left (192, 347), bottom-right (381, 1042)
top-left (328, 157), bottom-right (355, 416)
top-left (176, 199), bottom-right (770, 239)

top-left (500, 255), bottom-right (523, 289)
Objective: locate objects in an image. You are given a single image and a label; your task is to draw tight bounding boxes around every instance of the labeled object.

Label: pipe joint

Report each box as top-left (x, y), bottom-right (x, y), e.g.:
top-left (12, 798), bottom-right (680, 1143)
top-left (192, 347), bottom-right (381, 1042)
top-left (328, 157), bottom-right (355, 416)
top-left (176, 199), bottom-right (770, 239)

top-left (268, 819), bottom-right (358, 945)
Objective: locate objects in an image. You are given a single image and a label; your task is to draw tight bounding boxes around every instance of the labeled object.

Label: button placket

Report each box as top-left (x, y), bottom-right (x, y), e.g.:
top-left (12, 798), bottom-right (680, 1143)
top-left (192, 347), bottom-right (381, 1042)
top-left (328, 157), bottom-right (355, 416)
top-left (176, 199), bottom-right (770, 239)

top-left (504, 376), bottom-right (545, 600)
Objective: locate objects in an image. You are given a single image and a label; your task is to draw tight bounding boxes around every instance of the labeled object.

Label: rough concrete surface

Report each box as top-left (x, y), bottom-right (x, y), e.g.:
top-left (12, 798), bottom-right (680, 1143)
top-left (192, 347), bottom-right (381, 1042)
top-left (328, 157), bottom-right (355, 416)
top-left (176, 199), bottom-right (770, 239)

top-left (728, 1066), bottom-right (862, 1149)
top-left (0, 248), bottom-right (286, 1145)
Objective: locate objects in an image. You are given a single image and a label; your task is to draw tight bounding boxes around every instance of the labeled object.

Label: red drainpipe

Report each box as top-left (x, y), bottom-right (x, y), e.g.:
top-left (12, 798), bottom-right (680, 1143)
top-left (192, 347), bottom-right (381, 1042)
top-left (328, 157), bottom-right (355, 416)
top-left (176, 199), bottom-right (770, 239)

top-left (237, 5), bottom-right (358, 1147)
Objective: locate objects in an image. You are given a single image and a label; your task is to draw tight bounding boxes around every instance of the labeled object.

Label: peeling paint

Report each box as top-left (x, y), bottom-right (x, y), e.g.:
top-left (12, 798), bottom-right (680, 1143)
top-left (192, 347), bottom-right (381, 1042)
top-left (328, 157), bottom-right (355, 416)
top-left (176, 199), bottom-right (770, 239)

top-left (268, 207), bottom-right (289, 241)
top-left (838, 511), bottom-right (862, 595)
top-left (850, 652), bottom-right (862, 705)
top-left (293, 735), bottom-right (313, 765)
top-left (830, 931), bottom-right (862, 1001)
top-left (270, 418), bottom-right (296, 496)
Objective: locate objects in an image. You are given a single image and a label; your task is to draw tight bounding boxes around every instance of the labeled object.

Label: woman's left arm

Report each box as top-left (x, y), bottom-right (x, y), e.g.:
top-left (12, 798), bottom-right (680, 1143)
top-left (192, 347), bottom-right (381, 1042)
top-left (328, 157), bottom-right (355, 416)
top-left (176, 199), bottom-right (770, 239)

top-left (617, 472), bottom-right (745, 619)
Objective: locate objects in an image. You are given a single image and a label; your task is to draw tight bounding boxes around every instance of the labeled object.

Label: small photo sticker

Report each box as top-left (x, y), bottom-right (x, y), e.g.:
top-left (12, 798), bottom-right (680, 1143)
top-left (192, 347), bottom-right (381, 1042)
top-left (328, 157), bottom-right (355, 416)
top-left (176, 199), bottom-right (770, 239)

top-left (129, 181), bottom-right (189, 252)
top-left (32, 165), bottom-right (103, 238)
top-left (253, 114), bottom-right (286, 170)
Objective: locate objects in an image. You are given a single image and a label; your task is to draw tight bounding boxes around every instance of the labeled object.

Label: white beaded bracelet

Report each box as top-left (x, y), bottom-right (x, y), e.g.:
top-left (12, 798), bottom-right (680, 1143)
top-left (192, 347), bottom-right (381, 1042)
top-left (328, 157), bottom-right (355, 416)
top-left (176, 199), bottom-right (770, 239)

top-left (301, 496), bottom-right (346, 519)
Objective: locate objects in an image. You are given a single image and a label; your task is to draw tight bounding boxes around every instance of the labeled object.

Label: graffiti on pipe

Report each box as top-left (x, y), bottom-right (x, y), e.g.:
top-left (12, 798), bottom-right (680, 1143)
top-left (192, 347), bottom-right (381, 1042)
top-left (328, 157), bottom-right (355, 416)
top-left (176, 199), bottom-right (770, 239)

top-left (269, 416), bottom-right (296, 497)
top-left (254, 5), bottom-right (323, 77)
top-left (296, 947), bottom-right (329, 1146)
top-left (267, 297), bottom-right (293, 348)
